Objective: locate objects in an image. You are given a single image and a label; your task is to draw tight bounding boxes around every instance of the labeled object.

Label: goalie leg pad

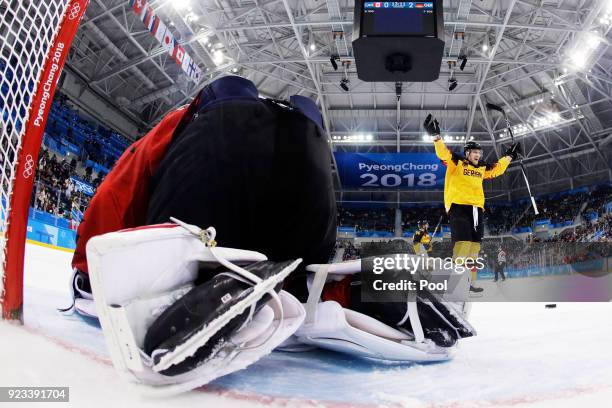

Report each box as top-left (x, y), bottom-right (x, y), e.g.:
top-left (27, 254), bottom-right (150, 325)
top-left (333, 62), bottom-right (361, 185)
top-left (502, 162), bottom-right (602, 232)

top-left (295, 301), bottom-right (452, 362)
top-left (86, 221), bottom-right (306, 394)
top-left (349, 276), bottom-right (475, 348)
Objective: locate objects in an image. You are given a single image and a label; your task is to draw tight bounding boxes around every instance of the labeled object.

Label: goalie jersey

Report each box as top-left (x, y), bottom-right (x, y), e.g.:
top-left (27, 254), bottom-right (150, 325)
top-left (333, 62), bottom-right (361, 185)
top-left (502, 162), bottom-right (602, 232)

top-left (71, 76), bottom-right (336, 300)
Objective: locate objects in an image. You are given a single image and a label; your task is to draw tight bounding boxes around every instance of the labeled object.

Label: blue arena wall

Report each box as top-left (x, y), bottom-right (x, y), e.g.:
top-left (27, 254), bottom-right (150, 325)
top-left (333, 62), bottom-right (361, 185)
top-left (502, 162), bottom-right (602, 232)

top-left (26, 209), bottom-right (76, 249)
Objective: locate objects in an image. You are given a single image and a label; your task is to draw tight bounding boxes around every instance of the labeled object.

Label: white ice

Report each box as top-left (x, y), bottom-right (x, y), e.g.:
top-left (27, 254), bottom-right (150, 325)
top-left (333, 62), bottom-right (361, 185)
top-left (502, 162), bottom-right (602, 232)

top-left (1, 243), bottom-right (611, 407)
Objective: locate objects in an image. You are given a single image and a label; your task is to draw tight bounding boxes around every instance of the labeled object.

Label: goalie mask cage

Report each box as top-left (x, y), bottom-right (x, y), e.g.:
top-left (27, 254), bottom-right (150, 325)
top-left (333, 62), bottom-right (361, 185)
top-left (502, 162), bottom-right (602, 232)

top-left (0, 0), bottom-right (88, 320)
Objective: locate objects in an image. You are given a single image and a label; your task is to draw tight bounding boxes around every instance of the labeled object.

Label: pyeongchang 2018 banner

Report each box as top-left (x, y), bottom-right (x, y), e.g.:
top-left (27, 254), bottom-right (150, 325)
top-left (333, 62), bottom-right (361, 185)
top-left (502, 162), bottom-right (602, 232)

top-left (334, 153), bottom-right (444, 189)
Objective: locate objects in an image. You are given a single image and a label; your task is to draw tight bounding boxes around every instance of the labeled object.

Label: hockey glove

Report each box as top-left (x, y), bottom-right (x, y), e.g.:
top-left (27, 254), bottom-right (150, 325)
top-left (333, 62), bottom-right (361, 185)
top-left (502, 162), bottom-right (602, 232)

top-left (423, 114), bottom-right (441, 137)
top-left (504, 142), bottom-right (521, 160)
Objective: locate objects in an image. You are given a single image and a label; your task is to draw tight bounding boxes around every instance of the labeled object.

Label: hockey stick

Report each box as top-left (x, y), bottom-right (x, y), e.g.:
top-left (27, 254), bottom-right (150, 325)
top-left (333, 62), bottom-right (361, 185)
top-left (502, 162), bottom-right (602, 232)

top-left (486, 103), bottom-right (539, 215)
top-left (430, 215), bottom-right (443, 242)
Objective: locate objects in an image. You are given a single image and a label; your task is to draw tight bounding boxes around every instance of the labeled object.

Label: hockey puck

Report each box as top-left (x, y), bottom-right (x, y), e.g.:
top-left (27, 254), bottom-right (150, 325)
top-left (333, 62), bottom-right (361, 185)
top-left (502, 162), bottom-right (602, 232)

top-left (545, 304), bottom-right (557, 309)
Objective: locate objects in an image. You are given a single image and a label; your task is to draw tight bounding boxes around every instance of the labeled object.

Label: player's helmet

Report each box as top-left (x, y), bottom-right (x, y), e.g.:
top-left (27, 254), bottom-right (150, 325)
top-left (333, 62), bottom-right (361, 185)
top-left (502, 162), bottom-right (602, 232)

top-left (418, 220), bottom-right (429, 229)
top-left (464, 141), bottom-right (482, 155)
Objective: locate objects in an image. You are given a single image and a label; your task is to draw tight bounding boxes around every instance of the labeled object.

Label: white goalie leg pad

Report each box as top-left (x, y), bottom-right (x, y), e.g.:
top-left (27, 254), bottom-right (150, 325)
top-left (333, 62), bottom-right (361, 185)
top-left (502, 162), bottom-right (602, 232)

top-left (86, 221), bottom-right (305, 394)
top-left (295, 301), bottom-right (451, 362)
top-left (296, 257), bottom-right (470, 361)
top-left (86, 223), bottom-right (268, 308)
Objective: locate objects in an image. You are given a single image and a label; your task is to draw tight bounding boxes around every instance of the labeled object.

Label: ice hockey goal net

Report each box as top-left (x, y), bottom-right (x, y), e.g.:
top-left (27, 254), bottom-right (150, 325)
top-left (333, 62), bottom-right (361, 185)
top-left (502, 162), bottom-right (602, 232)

top-left (0, 0), bottom-right (87, 320)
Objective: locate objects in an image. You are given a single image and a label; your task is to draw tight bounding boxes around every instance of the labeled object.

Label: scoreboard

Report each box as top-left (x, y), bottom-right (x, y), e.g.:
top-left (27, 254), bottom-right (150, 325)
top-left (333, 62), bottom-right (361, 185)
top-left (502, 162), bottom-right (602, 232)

top-left (361, 2), bottom-right (436, 37)
top-left (352, 0), bottom-right (445, 82)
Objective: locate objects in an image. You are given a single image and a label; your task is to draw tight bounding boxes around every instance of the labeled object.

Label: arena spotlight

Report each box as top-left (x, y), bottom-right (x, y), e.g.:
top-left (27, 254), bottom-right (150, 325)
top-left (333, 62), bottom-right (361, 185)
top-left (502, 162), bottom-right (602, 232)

top-left (173, 0), bottom-right (190, 10)
top-left (459, 56), bottom-right (467, 71)
top-left (448, 78), bottom-right (458, 91)
top-left (213, 49), bottom-right (225, 65)
top-left (340, 78), bottom-right (350, 92)
top-left (308, 31), bottom-right (316, 52)
top-left (330, 54), bottom-right (339, 71)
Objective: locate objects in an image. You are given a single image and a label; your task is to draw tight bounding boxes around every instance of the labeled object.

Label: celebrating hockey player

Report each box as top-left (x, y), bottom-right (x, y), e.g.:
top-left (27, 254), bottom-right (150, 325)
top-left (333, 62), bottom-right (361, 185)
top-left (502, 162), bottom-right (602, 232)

top-left (423, 114), bottom-right (520, 293)
top-left (412, 220), bottom-right (432, 255)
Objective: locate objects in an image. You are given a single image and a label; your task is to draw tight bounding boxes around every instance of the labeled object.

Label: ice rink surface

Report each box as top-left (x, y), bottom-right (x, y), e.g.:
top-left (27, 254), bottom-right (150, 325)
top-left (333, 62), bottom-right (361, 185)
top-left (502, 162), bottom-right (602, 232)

top-left (2, 243), bottom-right (612, 408)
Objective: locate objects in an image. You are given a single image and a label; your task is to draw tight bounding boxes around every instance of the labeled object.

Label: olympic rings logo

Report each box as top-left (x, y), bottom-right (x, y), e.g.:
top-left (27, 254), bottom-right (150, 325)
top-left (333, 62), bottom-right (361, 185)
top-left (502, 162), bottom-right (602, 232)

top-left (23, 155), bottom-right (35, 179)
top-left (68, 3), bottom-right (81, 20)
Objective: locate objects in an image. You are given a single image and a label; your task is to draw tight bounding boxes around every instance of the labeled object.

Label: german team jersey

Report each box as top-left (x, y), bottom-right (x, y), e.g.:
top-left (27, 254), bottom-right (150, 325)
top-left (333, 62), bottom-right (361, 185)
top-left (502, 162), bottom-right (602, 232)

top-left (413, 229), bottom-right (431, 245)
top-left (434, 139), bottom-right (511, 212)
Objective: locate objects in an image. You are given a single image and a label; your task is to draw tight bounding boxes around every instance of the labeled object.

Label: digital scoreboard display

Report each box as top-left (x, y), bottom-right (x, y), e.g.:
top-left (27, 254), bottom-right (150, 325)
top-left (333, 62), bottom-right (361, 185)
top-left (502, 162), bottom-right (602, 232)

top-left (361, 2), bottom-right (436, 37)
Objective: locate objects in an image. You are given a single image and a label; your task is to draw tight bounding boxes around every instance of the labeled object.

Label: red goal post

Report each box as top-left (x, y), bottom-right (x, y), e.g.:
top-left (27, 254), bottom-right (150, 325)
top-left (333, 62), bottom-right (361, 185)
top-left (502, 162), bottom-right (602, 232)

top-left (1, 0), bottom-right (88, 320)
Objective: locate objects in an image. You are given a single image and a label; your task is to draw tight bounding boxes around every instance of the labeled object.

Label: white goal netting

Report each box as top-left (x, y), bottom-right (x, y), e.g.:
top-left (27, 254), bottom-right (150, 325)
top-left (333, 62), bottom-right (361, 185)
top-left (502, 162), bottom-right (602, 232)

top-left (0, 0), bottom-right (74, 318)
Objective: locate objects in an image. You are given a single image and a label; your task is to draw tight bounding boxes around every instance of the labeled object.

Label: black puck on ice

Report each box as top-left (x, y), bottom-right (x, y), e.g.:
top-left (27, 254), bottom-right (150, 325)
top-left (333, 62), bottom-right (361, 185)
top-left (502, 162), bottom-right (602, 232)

top-left (545, 304), bottom-right (557, 309)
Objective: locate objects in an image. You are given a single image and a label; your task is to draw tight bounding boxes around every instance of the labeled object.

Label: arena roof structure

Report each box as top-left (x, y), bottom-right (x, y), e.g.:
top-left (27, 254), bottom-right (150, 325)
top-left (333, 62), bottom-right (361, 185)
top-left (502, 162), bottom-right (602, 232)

top-left (61, 0), bottom-right (612, 203)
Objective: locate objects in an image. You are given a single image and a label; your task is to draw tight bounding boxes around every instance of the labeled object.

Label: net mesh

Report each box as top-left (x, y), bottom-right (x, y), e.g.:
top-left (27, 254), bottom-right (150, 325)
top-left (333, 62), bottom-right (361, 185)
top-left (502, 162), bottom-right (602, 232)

top-left (0, 0), bottom-right (71, 305)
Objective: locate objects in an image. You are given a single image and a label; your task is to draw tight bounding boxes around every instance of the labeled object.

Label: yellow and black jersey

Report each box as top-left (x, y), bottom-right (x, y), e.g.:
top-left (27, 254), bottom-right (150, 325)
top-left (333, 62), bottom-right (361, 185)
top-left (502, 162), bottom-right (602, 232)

top-left (413, 229), bottom-right (432, 254)
top-left (434, 139), bottom-right (511, 212)
top-left (413, 229), bottom-right (431, 245)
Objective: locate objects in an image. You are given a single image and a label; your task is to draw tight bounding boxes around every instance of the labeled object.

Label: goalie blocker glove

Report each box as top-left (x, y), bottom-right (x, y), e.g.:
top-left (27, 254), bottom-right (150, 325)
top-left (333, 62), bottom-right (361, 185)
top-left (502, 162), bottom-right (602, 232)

top-left (86, 220), bottom-right (305, 395)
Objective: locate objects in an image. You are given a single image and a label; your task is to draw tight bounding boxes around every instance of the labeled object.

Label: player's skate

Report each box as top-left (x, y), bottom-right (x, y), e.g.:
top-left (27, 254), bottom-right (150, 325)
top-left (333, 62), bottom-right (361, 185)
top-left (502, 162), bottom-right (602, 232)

top-left (58, 268), bottom-right (98, 319)
top-left (288, 257), bottom-right (475, 362)
top-left (86, 219), bottom-right (305, 395)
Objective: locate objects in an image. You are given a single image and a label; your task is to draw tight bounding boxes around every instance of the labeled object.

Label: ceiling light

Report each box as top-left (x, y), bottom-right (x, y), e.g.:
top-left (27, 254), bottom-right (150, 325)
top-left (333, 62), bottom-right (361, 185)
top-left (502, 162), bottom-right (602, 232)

top-left (213, 50), bottom-right (224, 65)
top-left (586, 33), bottom-right (601, 49)
top-left (308, 32), bottom-right (316, 53)
top-left (569, 49), bottom-right (588, 69)
top-left (173, 0), bottom-right (190, 10)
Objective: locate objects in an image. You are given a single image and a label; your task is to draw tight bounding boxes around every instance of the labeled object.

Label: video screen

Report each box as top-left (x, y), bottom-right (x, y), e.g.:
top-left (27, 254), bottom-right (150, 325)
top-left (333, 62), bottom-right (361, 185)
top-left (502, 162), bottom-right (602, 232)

top-left (361, 1), bottom-right (436, 37)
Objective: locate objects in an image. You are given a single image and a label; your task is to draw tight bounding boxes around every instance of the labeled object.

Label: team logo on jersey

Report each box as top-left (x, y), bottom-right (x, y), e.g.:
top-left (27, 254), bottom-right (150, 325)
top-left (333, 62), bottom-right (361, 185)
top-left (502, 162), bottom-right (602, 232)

top-left (463, 168), bottom-right (482, 178)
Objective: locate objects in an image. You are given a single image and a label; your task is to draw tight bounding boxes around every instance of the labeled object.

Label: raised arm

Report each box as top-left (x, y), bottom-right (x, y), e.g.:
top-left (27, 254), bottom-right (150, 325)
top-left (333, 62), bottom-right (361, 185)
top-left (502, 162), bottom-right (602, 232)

top-left (484, 143), bottom-right (519, 179)
top-left (424, 114), bottom-right (456, 170)
top-left (433, 137), bottom-right (452, 162)
top-left (484, 156), bottom-right (511, 179)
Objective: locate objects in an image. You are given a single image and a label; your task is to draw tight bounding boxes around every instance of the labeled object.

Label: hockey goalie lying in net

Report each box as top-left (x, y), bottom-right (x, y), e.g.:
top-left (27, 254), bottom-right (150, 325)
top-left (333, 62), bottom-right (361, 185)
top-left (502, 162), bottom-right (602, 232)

top-left (66, 76), bottom-right (476, 394)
